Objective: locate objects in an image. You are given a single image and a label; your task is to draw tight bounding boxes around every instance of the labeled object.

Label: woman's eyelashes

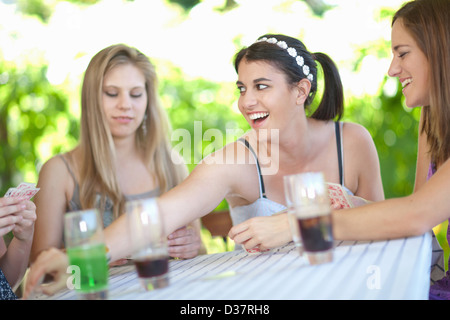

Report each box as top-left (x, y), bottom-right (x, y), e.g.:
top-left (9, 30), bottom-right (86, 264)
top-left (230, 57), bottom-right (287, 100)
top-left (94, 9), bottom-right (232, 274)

top-left (104, 91), bottom-right (143, 98)
top-left (236, 83), bottom-right (269, 94)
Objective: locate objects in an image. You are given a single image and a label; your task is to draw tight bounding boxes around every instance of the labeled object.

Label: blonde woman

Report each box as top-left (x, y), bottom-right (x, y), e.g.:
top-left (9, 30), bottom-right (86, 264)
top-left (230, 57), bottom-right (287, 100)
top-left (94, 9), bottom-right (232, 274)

top-left (30, 44), bottom-right (204, 263)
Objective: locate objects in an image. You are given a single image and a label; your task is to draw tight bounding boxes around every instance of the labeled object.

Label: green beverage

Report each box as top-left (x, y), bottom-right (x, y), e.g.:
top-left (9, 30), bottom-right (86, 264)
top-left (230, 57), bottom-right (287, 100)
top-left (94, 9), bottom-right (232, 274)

top-left (66, 243), bottom-right (109, 295)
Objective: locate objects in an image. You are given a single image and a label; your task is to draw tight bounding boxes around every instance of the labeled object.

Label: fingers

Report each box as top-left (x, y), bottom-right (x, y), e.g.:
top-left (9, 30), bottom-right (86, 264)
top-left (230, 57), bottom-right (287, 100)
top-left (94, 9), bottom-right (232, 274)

top-left (228, 216), bottom-right (290, 250)
top-left (331, 202), bottom-right (342, 210)
top-left (0, 214), bottom-right (22, 230)
top-left (167, 226), bottom-right (202, 259)
top-left (228, 222), bottom-right (262, 251)
top-left (228, 221), bottom-right (252, 244)
top-left (0, 224), bottom-right (15, 237)
top-left (23, 248), bottom-right (69, 299)
top-left (167, 226), bottom-right (188, 239)
top-left (24, 250), bottom-right (54, 297)
top-left (40, 280), bottom-right (70, 296)
top-left (168, 245), bottom-right (200, 259)
top-left (11, 200), bottom-right (37, 241)
top-left (0, 198), bottom-right (27, 219)
top-left (109, 259), bottom-right (129, 267)
top-left (0, 196), bottom-right (28, 207)
top-left (0, 198), bottom-right (36, 228)
top-left (167, 226), bottom-right (196, 245)
top-left (14, 201), bottom-right (37, 224)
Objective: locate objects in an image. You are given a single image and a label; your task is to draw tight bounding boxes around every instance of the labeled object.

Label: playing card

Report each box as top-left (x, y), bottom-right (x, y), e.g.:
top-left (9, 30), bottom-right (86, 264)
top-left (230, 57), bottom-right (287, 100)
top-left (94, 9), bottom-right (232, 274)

top-left (4, 182), bottom-right (40, 200)
top-left (17, 182), bottom-right (36, 191)
top-left (327, 182), bottom-right (353, 209)
top-left (4, 188), bottom-right (18, 197)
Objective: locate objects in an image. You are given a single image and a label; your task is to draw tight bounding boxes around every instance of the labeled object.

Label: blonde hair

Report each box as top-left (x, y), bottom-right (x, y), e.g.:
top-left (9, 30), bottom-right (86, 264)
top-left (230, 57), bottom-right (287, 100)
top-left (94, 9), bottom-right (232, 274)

top-left (393, 0), bottom-right (450, 167)
top-left (79, 44), bottom-right (184, 218)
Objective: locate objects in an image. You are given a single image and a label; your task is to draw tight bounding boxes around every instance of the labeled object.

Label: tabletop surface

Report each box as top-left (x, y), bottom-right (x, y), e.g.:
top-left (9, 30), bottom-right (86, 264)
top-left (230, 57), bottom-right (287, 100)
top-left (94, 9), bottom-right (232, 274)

top-left (41, 232), bottom-right (432, 300)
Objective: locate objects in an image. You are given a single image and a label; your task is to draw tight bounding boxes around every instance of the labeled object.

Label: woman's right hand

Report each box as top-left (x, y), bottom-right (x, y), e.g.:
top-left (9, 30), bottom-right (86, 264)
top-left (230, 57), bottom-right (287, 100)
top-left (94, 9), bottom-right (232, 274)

top-left (23, 248), bottom-right (69, 299)
top-left (0, 197), bottom-right (31, 237)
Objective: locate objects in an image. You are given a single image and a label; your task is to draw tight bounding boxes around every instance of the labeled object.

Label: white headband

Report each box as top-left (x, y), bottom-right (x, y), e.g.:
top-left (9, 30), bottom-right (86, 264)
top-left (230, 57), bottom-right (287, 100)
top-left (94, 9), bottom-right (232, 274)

top-left (255, 37), bottom-right (314, 82)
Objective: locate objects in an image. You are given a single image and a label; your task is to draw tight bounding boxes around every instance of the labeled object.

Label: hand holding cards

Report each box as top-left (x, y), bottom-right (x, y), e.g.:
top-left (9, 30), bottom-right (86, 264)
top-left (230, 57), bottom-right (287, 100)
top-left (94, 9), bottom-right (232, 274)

top-left (4, 182), bottom-right (40, 200)
top-left (327, 183), bottom-right (371, 209)
top-left (327, 182), bottom-right (353, 209)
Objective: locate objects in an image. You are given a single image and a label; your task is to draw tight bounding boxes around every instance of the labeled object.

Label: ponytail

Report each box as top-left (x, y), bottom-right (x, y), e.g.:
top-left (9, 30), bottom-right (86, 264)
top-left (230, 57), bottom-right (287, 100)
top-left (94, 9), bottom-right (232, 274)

top-left (310, 52), bottom-right (344, 121)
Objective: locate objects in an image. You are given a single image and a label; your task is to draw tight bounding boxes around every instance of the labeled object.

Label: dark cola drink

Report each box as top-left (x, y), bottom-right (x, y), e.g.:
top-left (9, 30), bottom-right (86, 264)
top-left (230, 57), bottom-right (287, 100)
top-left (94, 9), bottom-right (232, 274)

top-left (297, 214), bottom-right (333, 253)
top-left (134, 256), bottom-right (169, 278)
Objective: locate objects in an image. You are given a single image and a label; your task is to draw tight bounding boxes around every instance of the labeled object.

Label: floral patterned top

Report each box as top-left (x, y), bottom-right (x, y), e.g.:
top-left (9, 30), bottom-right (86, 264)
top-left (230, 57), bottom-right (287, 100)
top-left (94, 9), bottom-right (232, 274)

top-left (428, 162), bottom-right (450, 300)
top-left (0, 269), bottom-right (17, 300)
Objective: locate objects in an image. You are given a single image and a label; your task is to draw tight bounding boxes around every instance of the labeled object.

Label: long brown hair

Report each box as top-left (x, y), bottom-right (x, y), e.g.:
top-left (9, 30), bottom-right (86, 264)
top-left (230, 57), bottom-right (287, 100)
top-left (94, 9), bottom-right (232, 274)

top-left (79, 44), bottom-right (184, 218)
top-left (393, 0), bottom-right (450, 167)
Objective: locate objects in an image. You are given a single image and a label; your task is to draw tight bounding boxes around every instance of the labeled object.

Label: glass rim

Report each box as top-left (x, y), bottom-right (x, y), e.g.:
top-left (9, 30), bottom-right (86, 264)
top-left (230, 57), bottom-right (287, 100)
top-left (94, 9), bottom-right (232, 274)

top-left (65, 208), bottom-right (100, 219)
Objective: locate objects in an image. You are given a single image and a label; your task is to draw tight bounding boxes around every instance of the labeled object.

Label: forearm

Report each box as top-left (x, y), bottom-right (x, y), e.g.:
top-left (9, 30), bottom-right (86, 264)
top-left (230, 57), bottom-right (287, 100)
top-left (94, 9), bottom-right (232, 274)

top-left (332, 196), bottom-right (430, 241)
top-left (0, 235), bottom-right (33, 288)
top-left (104, 214), bottom-right (129, 262)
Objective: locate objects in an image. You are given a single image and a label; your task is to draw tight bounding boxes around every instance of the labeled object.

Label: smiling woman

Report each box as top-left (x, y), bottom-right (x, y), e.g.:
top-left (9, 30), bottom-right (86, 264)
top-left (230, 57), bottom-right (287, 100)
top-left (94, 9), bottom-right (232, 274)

top-left (388, 20), bottom-right (430, 108)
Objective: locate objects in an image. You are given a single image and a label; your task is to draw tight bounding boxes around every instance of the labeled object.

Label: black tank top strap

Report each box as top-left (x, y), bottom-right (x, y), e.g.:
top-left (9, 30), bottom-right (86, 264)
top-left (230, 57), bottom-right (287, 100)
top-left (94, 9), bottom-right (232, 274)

top-left (334, 121), bottom-right (344, 186)
top-left (238, 138), bottom-right (267, 199)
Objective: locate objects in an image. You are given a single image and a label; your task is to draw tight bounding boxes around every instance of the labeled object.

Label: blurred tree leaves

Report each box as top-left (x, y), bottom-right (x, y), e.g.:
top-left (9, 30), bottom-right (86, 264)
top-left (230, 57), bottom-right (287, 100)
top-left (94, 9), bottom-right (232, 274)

top-left (166, 0), bottom-right (332, 15)
top-left (14, 0), bottom-right (100, 22)
top-left (0, 56), bottom-right (79, 194)
top-left (157, 61), bottom-right (248, 170)
top-left (345, 77), bottom-right (420, 198)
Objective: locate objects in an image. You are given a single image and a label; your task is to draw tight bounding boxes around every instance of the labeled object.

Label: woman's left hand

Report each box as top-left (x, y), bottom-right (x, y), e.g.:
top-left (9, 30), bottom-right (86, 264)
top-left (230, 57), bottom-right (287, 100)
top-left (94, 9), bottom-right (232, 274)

top-left (167, 226), bottom-right (202, 259)
top-left (228, 214), bottom-right (292, 251)
top-left (12, 199), bottom-right (37, 241)
top-left (23, 248), bottom-right (69, 299)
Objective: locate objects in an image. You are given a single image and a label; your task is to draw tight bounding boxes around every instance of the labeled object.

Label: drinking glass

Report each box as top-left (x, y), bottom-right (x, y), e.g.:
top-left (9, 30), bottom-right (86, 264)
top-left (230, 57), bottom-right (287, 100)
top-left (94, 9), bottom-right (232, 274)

top-left (283, 174), bottom-right (303, 254)
top-left (64, 209), bottom-right (109, 299)
top-left (126, 197), bottom-right (169, 291)
top-left (287, 172), bottom-right (334, 265)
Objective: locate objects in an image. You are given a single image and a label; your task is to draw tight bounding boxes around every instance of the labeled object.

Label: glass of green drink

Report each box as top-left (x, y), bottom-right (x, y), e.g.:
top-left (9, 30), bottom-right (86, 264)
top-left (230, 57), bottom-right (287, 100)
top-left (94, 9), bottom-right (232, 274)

top-left (126, 198), bottom-right (169, 291)
top-left (64, 209), bottom-right (109, 299)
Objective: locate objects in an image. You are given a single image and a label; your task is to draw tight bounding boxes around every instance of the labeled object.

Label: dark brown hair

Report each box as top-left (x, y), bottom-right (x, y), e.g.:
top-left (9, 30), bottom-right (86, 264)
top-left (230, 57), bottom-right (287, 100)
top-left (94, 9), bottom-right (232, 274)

top-left (234, 34), bottom-right (344, 121)
top-left (393, 0), bottom-right (450, 167)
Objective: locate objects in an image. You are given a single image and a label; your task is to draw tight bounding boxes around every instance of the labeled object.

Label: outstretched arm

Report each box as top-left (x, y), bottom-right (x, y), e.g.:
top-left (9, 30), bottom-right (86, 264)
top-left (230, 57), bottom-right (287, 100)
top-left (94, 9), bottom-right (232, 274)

top-left (105, 146), bottom-right (242, 262)
top-left (333, 157), bottom-right (450, 241)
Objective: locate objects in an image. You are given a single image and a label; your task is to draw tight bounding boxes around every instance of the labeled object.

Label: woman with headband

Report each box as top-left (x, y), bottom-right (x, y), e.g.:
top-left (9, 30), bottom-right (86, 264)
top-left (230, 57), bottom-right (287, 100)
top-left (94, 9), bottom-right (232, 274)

top-left (105, 34), bottom-right (383, 256)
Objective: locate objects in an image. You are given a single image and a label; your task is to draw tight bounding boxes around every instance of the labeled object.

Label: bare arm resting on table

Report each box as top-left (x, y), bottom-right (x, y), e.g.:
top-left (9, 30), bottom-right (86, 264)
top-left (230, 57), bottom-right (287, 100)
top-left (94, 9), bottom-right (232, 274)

top-left (333, 158), bottom-right (450, 241)
top-left (105, 152), bottom-right (236, 262)
top-left (24, 144), bottom-right (251, 295)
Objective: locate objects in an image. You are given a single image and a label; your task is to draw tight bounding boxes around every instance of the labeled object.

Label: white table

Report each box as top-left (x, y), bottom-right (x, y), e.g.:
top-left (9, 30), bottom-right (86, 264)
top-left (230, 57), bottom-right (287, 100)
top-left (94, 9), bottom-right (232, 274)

top-left (42, 232), bottom-right (432, 300)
